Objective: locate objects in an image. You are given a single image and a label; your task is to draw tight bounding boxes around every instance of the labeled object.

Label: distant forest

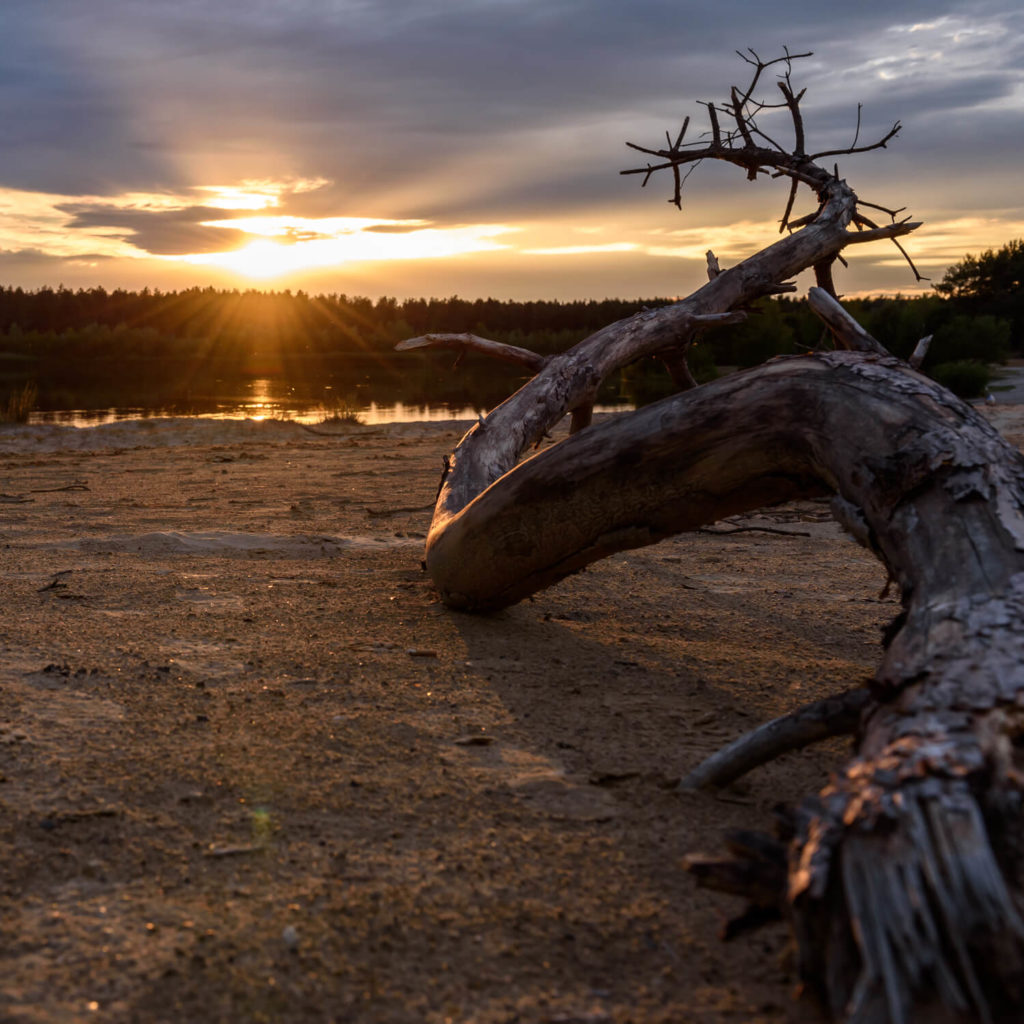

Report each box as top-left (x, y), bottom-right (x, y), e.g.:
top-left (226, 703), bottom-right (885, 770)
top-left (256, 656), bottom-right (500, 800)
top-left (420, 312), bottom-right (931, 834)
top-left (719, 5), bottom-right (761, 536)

top-left (1, 243), bottom-right (1020, 412)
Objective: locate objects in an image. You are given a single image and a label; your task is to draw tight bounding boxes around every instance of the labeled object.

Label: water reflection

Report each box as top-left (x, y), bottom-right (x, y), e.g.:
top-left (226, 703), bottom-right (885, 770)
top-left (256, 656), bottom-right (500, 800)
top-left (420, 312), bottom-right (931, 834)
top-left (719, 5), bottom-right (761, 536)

top-left (29, 400), bottom-right (634, 429)
top-left (241, 377), bottom-right (277, 420)
top-left (25, 365), bottom-right (635, 428)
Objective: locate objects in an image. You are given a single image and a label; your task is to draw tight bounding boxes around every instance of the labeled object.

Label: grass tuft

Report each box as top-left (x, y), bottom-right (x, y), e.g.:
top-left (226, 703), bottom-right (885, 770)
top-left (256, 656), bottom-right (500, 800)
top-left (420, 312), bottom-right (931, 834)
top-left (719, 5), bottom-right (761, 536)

top-left (1, 382), bottom-right (38, 423)
top-left (318, 397), bottom-right (363, 425)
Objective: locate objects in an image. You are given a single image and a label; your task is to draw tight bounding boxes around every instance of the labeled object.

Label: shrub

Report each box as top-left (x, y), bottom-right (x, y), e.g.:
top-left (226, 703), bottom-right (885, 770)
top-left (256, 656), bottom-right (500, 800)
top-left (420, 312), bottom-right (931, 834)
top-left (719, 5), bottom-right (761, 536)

top-left (318, 397), bottom-right (364, 425)
top-left (926, 314), bottom-right (1011, 367)
top-left (928, 361), bottom-right (991, 399)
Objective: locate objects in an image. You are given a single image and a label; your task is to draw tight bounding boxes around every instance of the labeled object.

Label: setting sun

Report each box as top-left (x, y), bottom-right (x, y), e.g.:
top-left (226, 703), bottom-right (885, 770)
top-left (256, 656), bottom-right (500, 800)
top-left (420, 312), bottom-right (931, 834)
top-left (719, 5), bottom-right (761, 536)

top-left (172, 213), bottom-right (516, 279)
top-left (186, 239), bottom-right (306, 279)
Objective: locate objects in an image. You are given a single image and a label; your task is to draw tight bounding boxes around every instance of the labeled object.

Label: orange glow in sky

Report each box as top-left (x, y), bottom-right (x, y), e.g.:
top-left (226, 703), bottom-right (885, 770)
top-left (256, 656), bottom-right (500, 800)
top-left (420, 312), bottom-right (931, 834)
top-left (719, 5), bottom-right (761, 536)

top-left (2, 4), bottom-right (1023, 300)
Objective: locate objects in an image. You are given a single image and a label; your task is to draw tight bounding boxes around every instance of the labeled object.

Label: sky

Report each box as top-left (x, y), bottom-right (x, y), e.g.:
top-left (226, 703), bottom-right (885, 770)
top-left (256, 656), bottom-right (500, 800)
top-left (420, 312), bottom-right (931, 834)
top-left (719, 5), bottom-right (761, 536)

top-left (2, 0), bottom-right (1023, 301)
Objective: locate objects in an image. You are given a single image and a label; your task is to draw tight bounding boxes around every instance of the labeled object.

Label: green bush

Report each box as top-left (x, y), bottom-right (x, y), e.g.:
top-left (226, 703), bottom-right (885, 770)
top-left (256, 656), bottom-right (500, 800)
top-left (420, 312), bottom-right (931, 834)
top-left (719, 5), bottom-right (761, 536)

top-left (926, 314), bottom-right (1010, 367)
top-left (927, 361), bottom-right (991, 399)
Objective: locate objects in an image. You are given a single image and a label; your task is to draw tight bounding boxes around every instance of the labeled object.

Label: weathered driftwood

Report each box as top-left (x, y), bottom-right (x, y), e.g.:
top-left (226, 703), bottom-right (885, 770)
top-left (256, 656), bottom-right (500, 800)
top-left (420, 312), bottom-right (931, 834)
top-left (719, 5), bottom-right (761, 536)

top-left (406, 346), bottom-right (1024, 1022)
top-left (398, 51), bottom-right (1024, 1023)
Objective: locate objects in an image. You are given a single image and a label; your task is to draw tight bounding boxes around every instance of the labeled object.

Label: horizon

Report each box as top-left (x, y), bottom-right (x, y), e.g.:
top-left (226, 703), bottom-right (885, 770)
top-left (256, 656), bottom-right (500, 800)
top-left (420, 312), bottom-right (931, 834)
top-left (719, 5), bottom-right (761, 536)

top-left (3, 2), bottom-right (1023, 303)
top-left (0, 280), bottom-right (959, 306)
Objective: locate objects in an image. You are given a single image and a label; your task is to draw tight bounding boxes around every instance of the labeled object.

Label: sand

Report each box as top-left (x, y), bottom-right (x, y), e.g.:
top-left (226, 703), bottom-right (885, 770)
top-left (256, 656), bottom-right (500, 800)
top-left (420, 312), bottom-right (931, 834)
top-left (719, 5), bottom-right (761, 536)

top-left (1, 406), bottom-right (1021, 1024)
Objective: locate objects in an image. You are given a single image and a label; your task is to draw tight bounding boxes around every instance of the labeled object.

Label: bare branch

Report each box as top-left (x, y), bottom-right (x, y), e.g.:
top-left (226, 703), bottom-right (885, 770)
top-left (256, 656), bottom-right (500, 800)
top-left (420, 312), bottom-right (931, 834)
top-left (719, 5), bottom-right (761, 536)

top-left (777, 80), bottom-right (806, 157)
top-left (680, 687), bottom-right (872, 790)
top-left (813, 258), bottom-right (839, 299)
top-left (858, 199), bottom-right (907, 219)
top-left (624, 140), bottom-right (669, 157)
top-left (395, 333), bottom-right (548, 372)
top-left (842, 221), bottom-right (922, 244)
top-left (706, 101), bottom-right (721, 146)
top-left (890, 234), bottom-right (930, 282)
top-left (729, 86), bottom-right (756, 152)
top-left (622, 52), bottom-right (917, 280)
top-left (734, 48), bottom-right (813, 110)
top-left (851, 102), bottom-right (863, 150)
top-left (787, 207), bottom-right (824, 229)
top-left (779, 177), bottom-right (800, 233)
top-left (810, 120), bottom-right (902, 160)
top-left (674, 115), bottom-right (690, 149)
top-left (747, 122), bottom-right (789, 154)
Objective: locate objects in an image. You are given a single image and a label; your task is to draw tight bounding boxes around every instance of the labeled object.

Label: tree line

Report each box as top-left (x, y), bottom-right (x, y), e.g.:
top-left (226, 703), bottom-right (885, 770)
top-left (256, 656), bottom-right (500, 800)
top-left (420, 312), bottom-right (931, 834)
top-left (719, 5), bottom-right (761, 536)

top-left (1, 239), bottom-right (1020, 402)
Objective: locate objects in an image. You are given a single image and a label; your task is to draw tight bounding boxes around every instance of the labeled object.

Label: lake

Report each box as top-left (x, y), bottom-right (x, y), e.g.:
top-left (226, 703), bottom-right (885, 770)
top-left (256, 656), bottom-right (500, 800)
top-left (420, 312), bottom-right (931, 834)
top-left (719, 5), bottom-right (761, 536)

top-left (26, 375), bottom-right (634, 428)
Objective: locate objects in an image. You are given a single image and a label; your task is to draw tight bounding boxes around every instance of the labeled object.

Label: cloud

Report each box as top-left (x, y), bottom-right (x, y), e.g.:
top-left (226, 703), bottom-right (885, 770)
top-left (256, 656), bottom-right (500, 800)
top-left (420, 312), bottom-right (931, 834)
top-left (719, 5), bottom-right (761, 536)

top-left (1, 0), bottom-right (1022, 297)
top-left (2, 0), bottom-right (988, 207)
top-left (55, 203), bottom-right (252, 255)
top-left (363, 223), bottom-right (431, 234)
top-left (0, 174), bottom-right (521, 289)
top-left (524, 243), bottom-right (638, 256)
top-left (0, 247), bottom-right (83, 265)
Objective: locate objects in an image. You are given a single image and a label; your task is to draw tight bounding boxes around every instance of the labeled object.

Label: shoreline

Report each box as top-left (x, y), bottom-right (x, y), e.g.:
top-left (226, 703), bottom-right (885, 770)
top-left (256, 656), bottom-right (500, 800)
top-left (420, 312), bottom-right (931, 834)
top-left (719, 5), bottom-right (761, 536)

top-left (3, 396), bottom-right (1023, 455)
top-left (0, 415), bottom-right (476, 455)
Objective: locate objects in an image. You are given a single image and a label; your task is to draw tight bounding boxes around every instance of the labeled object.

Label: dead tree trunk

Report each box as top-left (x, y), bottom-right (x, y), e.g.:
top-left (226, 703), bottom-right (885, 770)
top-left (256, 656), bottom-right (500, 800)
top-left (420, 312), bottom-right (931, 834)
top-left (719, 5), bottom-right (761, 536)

top-left (399, 52), bottom-right (1024, 1023)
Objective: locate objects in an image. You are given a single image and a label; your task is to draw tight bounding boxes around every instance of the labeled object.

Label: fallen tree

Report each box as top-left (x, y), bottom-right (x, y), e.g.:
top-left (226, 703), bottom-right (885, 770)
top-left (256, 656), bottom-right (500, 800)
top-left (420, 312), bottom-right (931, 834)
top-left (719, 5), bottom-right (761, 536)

top-left (398, 51), bottom-right (1024, 1024)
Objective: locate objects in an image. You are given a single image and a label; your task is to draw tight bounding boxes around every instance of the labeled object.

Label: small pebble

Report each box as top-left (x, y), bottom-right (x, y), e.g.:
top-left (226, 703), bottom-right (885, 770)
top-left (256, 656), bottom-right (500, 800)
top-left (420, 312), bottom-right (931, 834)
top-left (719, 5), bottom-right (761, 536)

top-left (282, 925), bottom-right (299, 949)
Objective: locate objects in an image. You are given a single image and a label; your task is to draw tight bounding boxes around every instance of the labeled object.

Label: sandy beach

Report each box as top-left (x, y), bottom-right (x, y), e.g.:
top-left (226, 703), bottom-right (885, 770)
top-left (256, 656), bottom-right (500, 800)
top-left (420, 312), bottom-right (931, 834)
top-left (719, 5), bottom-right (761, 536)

top-left (2, 405), bottom-right (1023, 1024)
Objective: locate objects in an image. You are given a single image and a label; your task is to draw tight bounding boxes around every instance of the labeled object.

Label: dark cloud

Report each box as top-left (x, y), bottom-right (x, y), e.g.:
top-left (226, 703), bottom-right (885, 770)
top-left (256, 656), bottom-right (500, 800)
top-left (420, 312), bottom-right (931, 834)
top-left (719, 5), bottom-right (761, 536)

top-left (1, 0), bottom-right (987, 205)
top-left (363, 223), bottom-right (427, 234)
top-left (0, 247), bottom-right (113, 265)
top-left (0, 247), bottom-right (67, 265)
top-left (55, 203), bottom-right (251, 255)
top-left (0, 2), bottom-right (177, 194)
